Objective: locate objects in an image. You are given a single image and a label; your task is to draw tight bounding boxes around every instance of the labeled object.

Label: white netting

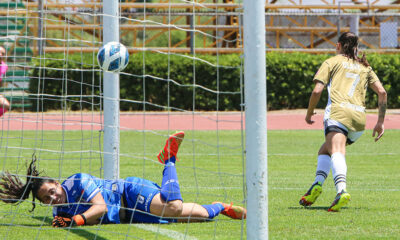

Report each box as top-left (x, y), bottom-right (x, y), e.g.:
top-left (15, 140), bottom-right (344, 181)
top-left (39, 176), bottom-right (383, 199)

top-left (0, 1), bottom-right (246, 239)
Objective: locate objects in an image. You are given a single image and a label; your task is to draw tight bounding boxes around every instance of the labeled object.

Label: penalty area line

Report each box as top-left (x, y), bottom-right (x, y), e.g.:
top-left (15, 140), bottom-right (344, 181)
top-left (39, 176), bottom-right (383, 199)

top-left (135, 224), bottom-right (198, 240)
top-left (271, 187), bottom-right (400, 192)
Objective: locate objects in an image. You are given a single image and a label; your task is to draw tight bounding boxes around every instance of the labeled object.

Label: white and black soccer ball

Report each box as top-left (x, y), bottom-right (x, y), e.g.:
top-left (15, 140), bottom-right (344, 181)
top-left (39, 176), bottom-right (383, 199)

top-left (97, 42), bottom-right (129, 72)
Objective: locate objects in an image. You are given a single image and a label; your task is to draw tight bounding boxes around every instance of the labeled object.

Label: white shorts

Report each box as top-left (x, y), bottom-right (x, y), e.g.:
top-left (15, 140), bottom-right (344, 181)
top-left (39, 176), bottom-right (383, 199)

top-left (324, 119), bottom-right (364, 145)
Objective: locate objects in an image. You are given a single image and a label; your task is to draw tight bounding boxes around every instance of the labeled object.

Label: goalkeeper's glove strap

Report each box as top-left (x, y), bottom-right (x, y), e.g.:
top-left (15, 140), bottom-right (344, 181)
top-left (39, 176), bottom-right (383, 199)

top-left (73, 214), bottom-right (87, 226)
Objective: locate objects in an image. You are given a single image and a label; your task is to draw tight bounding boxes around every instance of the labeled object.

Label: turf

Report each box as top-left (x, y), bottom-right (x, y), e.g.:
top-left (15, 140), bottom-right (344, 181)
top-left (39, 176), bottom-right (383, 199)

top-left (0, 129), bottom-right (399, 239)
top-left (269, 129), bottom-right (400, 239)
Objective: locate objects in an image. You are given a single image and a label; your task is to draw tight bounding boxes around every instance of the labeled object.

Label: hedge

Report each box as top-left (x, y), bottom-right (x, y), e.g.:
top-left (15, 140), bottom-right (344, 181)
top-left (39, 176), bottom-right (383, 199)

top-left (29, 52), bottom-right (399, 111)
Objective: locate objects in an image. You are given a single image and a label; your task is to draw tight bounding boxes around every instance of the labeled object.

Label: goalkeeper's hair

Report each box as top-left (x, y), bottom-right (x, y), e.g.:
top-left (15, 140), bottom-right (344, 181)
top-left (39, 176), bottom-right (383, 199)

top-left (0, 154), bottom-right (55, 212)
top-left (338, 32), bottom-right (370, 67)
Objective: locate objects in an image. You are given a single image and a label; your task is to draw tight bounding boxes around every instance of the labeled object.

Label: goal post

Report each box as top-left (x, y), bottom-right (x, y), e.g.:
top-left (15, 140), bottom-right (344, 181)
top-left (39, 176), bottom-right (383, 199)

top-left (103, 0), bottom-right (120, 180)
top-left (244, 0), bottom-right (268, 239)
top-left (0, 0), bottom-right (252, 238)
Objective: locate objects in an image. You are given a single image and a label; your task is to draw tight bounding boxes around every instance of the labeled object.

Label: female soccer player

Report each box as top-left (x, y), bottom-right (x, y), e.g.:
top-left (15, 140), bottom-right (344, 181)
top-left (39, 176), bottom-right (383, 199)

top-left (0, 46), bottom-right (10, 117)
top-left (0, 132), bottom-right (246, 227)
top-left (299, 32), bottom-right (387, 212)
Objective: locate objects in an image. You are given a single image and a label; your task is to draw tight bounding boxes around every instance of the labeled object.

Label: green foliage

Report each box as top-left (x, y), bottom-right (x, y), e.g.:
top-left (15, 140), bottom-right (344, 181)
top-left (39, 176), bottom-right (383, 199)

top-left (30, 52), bottom-right (243, 111)
top-left (29, 52), bottom-right (400, 111)
top-left (364, 54), bottom-right (400, 108)
top-left (266, 52), bottom-right (330, 109)
top-left (29, 53), bottom-right (101, 111)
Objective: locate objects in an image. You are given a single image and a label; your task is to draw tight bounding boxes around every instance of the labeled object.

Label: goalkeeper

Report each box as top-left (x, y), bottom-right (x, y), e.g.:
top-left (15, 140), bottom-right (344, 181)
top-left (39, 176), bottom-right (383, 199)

top-left (0, 132), bottom-right (246, 227)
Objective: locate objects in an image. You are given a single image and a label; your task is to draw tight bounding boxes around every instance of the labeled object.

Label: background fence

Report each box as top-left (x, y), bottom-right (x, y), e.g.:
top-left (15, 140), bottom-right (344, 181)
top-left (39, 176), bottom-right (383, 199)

top-left (1, 1), bottom-right (399, 110)
top-left (1, 1), bottom-right (399, 54)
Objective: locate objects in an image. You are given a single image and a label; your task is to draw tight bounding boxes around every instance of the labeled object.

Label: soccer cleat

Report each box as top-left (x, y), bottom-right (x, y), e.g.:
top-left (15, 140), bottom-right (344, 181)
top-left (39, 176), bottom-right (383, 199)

top-left (157, 131), bottom-right (185, 164)
top-left (212, 202), bottom-right (247, 219)
top-left (328, 190), bottom-right (351, 212)
top-left (299, 182), bottom-right (322, 207)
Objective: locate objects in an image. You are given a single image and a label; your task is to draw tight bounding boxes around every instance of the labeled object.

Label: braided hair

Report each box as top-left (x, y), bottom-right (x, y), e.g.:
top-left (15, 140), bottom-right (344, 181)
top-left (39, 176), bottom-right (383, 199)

top-left (338, 32), bottom-right (370, 67)
top-left (0, 155), bottom-right (55, 212)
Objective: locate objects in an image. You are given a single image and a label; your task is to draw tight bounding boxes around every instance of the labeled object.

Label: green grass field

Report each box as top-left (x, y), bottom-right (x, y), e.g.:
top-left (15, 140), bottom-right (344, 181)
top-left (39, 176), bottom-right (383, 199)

top-left (0, 129), bottom-right (399, 239)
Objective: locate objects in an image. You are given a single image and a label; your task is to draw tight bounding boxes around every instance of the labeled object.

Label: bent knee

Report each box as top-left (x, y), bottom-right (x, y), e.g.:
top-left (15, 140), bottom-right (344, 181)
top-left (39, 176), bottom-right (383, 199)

top-left (165, 200), bottom-right (183, 217)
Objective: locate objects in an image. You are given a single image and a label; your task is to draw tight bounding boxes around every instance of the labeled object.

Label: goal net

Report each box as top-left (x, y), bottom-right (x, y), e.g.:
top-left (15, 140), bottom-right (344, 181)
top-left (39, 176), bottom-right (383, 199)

top-left (0, 1), bottom-right (248, 239)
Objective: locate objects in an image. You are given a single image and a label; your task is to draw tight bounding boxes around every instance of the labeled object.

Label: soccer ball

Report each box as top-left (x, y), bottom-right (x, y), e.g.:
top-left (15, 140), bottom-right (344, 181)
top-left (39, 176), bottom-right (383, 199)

top-left (97, 42), bottom-right (129, 72)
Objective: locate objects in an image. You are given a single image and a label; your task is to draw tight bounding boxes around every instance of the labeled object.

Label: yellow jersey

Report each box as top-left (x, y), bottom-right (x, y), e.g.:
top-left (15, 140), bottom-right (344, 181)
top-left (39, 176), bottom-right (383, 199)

top-left (314, 55), bottom-right (380, 131)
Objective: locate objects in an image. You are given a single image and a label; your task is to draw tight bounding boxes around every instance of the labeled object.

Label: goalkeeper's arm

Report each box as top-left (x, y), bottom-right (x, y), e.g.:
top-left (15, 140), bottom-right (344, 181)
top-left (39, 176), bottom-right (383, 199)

top-left (53, 192), bottom-right (108, 227)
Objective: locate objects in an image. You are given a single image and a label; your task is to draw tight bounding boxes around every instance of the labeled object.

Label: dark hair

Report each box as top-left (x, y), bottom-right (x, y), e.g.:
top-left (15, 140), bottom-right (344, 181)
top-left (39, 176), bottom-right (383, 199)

top-left (338, 32), bottom-right (369, 67)
top-left (0, 155), bottom-right (55, 212)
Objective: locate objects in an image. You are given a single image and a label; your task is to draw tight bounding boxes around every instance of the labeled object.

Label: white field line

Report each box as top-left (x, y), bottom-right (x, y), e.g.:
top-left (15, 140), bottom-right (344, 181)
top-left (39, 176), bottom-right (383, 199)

top-left (181, 186), bottom-right (242, 190)
top-left (181, 186), bottom-right (400, 192)
top-left (269, 152), bottom-right (400, 156)
top-left (270, 187), bottom-right (400, 192)
top-left (134, 224), bottom-right (198, 240)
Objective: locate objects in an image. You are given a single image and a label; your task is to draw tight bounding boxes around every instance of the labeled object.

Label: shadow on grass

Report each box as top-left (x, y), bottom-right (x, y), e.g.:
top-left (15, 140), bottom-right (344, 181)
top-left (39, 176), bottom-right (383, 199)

top-left (288, 206), bottom-right (350, 211)
top-left (30, 216), bottom-right (109, 240)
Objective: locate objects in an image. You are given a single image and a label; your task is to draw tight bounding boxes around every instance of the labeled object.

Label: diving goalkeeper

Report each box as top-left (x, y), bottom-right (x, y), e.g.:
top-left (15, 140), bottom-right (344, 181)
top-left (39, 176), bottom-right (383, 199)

top-left (0, 132), bottom-right (246, 227)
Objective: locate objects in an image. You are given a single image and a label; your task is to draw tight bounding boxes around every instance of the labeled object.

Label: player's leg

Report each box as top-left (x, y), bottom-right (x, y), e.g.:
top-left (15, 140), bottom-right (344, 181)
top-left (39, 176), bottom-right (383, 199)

top-left (299, 143), bottom-right (331, 207)
top-left (150, 132), bottom-right (185, 217)
top-left (149, 193), bottom-right (183, 218)
top-left (325, 129), bottom-right (350, 211)
top-left (158, 131), bottom-right (185, 204)
top-left (150, 194), bottom-right (246, 221)
top-left (159, 156), bottom-right (182, 203)
top-left (327, 131), bottom-right (347, 192)
top-left (178, 203), bottom-right (214, 221)
top-left (327, 129), bottom-right (363, 212)
top-left (151, 131), bottom-right (246, 221)
top-left (179, 202), bottom-right (246, 221)
top-left (149, 195), bottom-right (217, 220)
top-left (0, 95), bottom-right (9, 117)
top-left (315, 144), bottom-right (331, 186)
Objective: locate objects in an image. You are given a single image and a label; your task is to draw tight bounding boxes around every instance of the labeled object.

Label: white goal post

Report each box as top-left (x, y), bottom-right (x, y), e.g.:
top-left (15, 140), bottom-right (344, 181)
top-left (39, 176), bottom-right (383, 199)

top-left (243, 0), bottom-right (268, 239)
top-left (0, 0), bottom-right (265, 239)
top-left (103, 0), bottom-right (120, 180)
top-left (100, 0), bottom-right (269, 238)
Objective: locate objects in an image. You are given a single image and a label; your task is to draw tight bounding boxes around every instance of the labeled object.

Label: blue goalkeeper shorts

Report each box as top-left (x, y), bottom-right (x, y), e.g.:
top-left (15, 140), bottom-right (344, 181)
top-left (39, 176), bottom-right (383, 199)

top-left (122, 177), bottom-right (177, 224)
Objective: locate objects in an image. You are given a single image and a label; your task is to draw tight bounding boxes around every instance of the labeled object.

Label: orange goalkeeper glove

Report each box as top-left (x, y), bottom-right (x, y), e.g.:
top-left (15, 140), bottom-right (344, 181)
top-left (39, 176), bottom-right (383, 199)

top-left (52, 214), bottom-right (86, 227)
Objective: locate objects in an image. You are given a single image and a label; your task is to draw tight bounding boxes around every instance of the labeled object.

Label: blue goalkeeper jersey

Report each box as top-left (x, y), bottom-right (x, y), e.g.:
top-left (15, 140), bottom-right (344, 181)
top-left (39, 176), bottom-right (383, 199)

top-left (52, 173), bottom-right (125, 224)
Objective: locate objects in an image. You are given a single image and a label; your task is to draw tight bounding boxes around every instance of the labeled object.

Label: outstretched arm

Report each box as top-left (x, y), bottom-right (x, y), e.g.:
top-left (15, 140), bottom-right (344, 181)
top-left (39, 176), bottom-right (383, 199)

top-left (81, 192), bottom-right (108, 225)
top-left (53, 192), bottom-right (108, 227)
top-left (306, 81), bottom-right (324, 124)
top-left (370, 81), bottom-right (387, 142)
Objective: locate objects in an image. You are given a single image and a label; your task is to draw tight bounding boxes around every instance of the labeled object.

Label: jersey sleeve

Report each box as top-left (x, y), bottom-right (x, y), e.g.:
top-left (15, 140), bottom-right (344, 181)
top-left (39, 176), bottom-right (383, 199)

top-left (52, 207), bottom-right (59, 217)
top-left (313, 60), bottom-right (330, 85)
top-left (79, 173), bottom-right (101, 202)
top-left (367, 68), bottom-right (380, 85)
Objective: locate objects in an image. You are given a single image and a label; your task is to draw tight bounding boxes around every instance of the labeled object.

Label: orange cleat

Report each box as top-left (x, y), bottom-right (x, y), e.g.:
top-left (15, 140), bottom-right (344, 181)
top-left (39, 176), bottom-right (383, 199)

top-left (157, 131), bottom-right (185, 164)
top-left (212, 201), bottom-right (247, 219)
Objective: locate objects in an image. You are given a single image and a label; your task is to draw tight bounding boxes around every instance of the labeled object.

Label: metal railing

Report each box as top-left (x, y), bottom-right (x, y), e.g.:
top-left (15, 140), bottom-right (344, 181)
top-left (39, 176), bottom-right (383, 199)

top-left (1, 1), bottom-right (399, 54)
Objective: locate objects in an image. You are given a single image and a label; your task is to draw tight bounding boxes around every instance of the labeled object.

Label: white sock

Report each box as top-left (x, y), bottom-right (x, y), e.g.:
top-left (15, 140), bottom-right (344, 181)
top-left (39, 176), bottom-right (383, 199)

top-left (331, 152), bottom-right (347, 193)
top-left (314, 154), bottom-right (331, 185)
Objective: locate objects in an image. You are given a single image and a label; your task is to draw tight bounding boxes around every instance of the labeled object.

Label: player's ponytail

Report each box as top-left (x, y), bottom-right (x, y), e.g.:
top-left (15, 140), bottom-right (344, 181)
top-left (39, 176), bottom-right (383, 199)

top-left (338, 32), bottom-right (370, 67)
top-left (0, 154), bottom-right (54, 212)
top-left (359, 52), bottom-right (370, 68)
